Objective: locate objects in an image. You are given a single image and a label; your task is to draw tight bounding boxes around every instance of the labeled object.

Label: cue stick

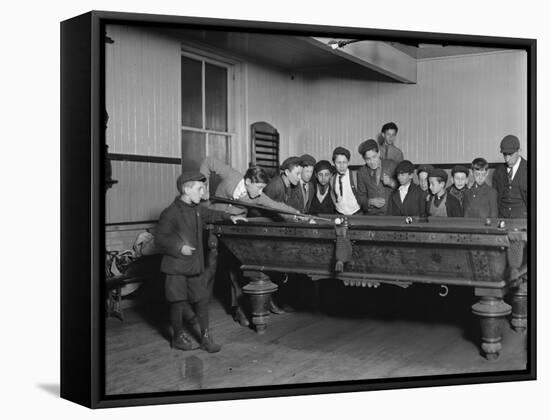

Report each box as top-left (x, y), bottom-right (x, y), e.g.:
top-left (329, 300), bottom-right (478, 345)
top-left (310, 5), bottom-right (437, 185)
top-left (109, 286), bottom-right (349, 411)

top-left (209, 196), bottom-right (333, 222)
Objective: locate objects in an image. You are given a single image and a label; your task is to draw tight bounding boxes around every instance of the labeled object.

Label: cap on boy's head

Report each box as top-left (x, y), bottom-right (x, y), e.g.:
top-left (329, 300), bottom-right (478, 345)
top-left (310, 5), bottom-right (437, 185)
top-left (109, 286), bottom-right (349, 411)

top-left (416, 164), bottom-right (434, 176)
top-left (332, 146), bottom-right (351, 161)
top-left (280, 156), bottom-right (303, 171)
top-left (395, 160), bottom-right (415, 175)
top-left (500, 135), bottom-right (520, 154)
top-left (358, 139), bottom-right (379, 156)
top-left (314, 160), bottom-right (334, 174)
top-left (429, 168), bottom-right (448, 184)
top-left (451, 165), bottom-right (469, 177)
top-left (472, 157), bottom-right (489, 171)
top-left (300, 154), bottom-right (316, 167)
top-left (177, 171), bottom-right (206, 194)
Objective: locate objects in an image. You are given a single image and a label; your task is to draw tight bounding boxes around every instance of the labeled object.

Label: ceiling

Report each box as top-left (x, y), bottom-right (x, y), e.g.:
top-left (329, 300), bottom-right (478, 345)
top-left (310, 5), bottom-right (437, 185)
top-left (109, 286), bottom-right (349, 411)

top-left (387, 42), bottom-right (508, 59)
top-left (160, 28), bottom-right (510, 83)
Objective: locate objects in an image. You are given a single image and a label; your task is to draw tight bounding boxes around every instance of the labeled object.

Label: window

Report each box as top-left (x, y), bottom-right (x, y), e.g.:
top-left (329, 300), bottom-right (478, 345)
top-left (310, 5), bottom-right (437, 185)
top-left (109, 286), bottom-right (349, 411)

top-left (181, 52), bottom-right (232, 171)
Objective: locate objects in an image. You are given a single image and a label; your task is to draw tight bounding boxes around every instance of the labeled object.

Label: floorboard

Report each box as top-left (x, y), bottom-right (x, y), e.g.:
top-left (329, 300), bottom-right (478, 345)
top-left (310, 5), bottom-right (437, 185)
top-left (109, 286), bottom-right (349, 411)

top-left (105, 282), bottom-right (527, 395)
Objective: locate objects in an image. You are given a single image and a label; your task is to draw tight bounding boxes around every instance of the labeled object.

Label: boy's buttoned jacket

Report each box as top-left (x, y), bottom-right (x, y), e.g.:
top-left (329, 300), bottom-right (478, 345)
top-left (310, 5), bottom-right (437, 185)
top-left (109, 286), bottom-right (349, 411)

top-left (492, 158), bottom-right (528, 218)
top-left (356, 158), bottom-right (397, 215)
top-left (156, 198), bottom-right (228, 276)
top-left (387, 183), bottom-right (428, 217)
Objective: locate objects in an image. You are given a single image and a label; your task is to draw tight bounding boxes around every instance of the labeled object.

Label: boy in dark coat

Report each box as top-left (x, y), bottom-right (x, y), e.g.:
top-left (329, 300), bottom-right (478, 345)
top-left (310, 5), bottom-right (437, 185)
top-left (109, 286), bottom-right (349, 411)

top-left (309, 160), bottom-right (336, 215)
top-left (387, 160), bottom-right (427, 217)
top-left (492, 135), bottom-right (528, 218)
top-left (156, 171), bottom-right (247, 352)
top-left (199, 157), bottom-right (301, 327)
top-left (293, 154), bottom-right (316, 213)
top-left (463, 158), bottom-right (498, 218)
top-left (427, 168), bottom-right (462, 217)
top-left (263, 156), bottom-right (304, 212)
top-left (446, 165), bottom-right (469, 216)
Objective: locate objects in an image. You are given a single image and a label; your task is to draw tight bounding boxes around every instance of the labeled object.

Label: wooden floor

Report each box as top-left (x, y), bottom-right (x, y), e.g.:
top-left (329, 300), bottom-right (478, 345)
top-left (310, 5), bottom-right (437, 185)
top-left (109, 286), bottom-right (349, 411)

top-left (105, 280), bottom-right (527, 395)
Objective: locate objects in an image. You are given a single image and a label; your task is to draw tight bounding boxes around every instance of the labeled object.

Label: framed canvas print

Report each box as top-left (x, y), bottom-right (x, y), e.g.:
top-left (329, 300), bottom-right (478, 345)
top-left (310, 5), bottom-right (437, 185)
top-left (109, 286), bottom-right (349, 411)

top-left (60, 10), bottom-right (536, 409)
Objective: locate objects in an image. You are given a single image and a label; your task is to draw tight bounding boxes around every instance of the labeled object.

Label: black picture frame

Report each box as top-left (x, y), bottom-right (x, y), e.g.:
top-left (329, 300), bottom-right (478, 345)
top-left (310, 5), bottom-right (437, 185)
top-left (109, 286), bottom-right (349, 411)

top-left (60, 10), bottom-right (536, 409)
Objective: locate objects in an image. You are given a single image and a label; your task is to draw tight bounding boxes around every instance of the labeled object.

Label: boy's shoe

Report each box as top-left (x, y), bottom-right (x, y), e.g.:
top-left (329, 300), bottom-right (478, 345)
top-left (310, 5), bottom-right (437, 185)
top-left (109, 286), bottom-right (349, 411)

top-left (172, 330), bottom-right (199, 351)
top-left (200, 329), bottom-right (221, 353)
top-left (269, 299), bottom-right (285, 315)
top-left (186, 317), bottom-right (201, 338)
top-left (232, 307), bottom-right (250, 327)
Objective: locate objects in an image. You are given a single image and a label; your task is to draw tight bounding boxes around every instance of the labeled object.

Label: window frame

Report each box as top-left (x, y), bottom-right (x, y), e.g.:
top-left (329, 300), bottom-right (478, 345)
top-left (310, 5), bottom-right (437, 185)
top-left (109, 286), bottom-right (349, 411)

top-left (180, 48), bottom-right (236, 164)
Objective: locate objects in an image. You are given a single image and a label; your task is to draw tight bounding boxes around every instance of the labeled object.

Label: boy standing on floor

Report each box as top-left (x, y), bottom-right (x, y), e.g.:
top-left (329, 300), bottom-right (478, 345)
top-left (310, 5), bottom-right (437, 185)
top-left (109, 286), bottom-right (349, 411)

top-left (156, 171), bottom-right (247, 352)
top-left (463, 158), bottom-right (498, 218)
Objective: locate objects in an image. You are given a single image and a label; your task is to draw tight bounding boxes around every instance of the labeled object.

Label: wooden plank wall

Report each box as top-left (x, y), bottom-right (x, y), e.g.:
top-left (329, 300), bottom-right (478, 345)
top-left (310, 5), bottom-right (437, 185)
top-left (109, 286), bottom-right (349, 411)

top-left (286, 50), bottom-right (527, 166)
top-left (107, 161), bottom-right (180, 223)
top-left (105, 25), bottom-right (181, 156)
top-left (246, 62), bottom-right (293, 163)
top-left (105, 25), bottom-right (182, 223)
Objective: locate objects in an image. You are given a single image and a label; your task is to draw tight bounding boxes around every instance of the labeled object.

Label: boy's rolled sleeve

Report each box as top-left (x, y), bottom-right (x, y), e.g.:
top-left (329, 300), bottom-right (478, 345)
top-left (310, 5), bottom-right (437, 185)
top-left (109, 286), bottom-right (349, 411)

top-left (199, 205), bottom-right (233, 224)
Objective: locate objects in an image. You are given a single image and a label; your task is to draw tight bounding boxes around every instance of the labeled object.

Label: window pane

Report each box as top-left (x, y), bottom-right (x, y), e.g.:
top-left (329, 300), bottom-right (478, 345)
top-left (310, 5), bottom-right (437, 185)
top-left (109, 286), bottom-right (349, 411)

top-left (207, 134), bottom-right (230, 164)
top-left (205, 63), bottom-right (227, 132)
top-left (181, 56), bottom-right (203, 128)
top-left (181, 130), bottom-right (206, 172)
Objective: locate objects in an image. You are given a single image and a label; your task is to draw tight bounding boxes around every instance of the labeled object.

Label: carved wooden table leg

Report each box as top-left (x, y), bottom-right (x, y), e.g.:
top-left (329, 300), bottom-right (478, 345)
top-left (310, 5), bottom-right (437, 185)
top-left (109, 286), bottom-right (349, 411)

top-left (205, 228), bottom-right (218, 296)
top-left (471, 296), bottom-right (512, 360)
top-left (242, 271), bottom-right (278, 334)
top-left (510, 275), bottom-right (528, 332)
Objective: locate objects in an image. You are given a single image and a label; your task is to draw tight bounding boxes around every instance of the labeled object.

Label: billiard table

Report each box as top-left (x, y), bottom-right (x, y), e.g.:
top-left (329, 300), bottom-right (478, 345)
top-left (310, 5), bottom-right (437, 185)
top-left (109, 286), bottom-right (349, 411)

top-left (208, 215), bottom-right (528, 360)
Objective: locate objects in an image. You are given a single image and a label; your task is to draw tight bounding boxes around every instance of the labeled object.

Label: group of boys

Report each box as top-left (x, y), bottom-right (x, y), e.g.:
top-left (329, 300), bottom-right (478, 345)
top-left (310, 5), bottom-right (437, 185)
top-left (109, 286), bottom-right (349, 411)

top-left (154, 121), bottom-right (528, 352)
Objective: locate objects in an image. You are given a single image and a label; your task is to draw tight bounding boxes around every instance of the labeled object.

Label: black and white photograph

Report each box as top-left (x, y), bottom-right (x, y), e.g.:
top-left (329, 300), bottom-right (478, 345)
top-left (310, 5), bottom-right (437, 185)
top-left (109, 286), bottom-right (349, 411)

top-left (0, 0), bottom-right (539, 416)
top-left (99, 15), bottom-right (533, 399)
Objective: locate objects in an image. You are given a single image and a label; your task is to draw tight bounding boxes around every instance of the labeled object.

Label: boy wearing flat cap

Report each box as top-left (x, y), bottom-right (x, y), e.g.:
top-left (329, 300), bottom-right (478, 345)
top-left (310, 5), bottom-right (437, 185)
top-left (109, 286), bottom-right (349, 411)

top-left (330, 147), bottom-right (362, 215)
top-left (427, 168), bottom-right (462, 217)
top-left (387, 160), bottom-right (427, 217)
top-left (156, 171), bottom-right (247, 352)
top-left (199, 157), bottom-right (302, 327)
top-left (492, 135), bottom-right (528, 218)
top-left (264, 156), bottom-right (304, 212)
top-left (446, 165), bottom-right (469, 216)
top-left (463, 158), bottom-right (498, 219)
top-left (293, 154), bottom-right (316, 213)
top-left (309, 160), bottom-right (336, 215)
top-left (416, 164), bottom-right (434, 194)
top-left (356, 139), bottom-right (397, 215)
